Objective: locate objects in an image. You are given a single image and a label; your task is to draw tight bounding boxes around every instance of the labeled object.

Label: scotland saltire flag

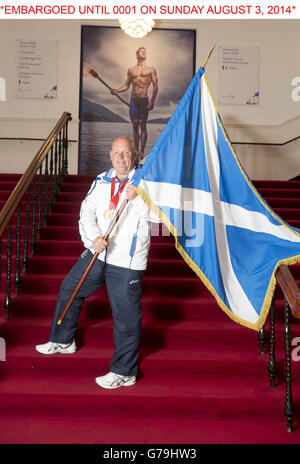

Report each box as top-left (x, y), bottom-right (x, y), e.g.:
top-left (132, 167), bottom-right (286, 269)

top-left (131, 66), bottom-right (300, 331)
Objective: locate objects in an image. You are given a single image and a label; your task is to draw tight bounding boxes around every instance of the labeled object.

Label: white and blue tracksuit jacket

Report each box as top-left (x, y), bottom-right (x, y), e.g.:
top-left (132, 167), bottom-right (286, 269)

top-left (79, 167), bottom-right (159, 270)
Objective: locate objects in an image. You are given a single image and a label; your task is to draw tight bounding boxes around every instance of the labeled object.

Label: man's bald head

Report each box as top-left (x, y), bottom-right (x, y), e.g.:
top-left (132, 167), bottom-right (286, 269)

top-left (110, 137), bottom-right (138, 180)
top-left (111, 136), bottom-right (136, 154)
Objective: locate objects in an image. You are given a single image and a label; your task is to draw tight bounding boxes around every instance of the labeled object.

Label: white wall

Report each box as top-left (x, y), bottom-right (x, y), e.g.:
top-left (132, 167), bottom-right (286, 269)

top-left (0, 18), bottom-right (299, 178)
top-left (0, 19), bottom-right (81, 173)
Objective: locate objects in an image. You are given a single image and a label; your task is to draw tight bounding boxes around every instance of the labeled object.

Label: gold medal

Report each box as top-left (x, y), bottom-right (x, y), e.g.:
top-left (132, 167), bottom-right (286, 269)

top-left (104, 209), bottom-right (116, 220)
top-left (104, 177), bottom-right (129, 220)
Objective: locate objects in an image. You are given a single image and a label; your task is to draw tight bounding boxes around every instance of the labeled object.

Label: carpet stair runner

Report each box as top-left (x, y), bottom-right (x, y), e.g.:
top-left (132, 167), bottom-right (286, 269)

top-left (0, 174), bottom-right (300, 444)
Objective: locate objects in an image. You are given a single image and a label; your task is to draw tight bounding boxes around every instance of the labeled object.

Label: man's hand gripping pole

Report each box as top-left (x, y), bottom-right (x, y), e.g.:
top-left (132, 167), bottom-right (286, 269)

top-left (56, 198), bottom-right (129, 326)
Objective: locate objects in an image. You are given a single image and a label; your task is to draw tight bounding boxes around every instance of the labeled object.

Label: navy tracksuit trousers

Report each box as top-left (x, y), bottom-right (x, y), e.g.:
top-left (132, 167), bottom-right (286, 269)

top-left (49, 249), bottom-right (144, 377)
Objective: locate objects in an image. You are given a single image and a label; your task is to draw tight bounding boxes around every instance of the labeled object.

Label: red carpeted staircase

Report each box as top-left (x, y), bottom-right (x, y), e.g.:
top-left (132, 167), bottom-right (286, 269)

top-left (0, 174), bottom-right (300, 444)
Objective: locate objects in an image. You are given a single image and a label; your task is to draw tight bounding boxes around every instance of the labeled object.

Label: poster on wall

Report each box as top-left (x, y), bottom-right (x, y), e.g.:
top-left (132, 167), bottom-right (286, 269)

top-left (16, 39), bottom-right (58, 99)
top-left (78, 25), bottom-right (195, 175)
top-left (218, 45), bottom-right (260, 105)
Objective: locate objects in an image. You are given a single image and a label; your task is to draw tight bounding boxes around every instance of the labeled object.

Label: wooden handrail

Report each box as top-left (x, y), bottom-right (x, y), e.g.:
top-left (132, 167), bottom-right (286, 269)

top-left (0, 111), bottom-right (72, 238)
top-left (0, 137), bottom-right (77, 142)
top-left (276, 264), bottom-right (300, 319)
top-left (232, 134), bottom-right (300, 147)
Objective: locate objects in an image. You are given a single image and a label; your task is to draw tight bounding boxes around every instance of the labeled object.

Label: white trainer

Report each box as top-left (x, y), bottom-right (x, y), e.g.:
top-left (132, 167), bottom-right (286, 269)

top-left (35, 340), bottom-right (77, 355)
top-left (95, 372), bottom-right (136, 389)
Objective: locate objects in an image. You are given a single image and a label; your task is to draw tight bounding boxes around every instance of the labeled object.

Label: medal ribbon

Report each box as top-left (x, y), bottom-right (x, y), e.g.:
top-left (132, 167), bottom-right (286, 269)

top-left (109, 177), bottom-right (129, 211)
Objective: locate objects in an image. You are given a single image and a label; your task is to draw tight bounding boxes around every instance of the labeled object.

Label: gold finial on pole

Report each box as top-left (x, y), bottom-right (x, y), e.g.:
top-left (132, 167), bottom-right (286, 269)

top-left (201, 44), bottom-right (216, 68)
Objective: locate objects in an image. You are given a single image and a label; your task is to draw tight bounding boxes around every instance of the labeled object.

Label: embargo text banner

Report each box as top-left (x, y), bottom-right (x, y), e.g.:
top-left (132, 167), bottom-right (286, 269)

top-left (0, 0), bottom-right (299, 19)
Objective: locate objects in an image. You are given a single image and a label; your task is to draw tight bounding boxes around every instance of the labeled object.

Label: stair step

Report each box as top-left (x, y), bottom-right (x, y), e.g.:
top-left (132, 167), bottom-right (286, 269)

top-left (0, 415), bottom-right (298, 444)
top-left (265, 197), bottom-right (300, 208)
top-left (253, 180), bottom-right (300, 189)
top-left (0, 190), bottom-right (86, 203)
top-left (1, 342), bottom-right (272, 379)
top-left (271, 208), bottom-right (300, 219)
top-left (0, 173), bottom-right (22, 181)
top-left (1, 372), bottom-right (298, 422)
top-left (63, 175), bottom-right (94, 184)
top-left (16, 274), bottom-right (210, 297)
top-left (17, 255), bottom-right (195, 277)
top-left (1, 314), bottom-right (261, 347)
top-left (31, 240), bottom-right (179, 258)
top-left (2, 292), bottom-right (293, 329)
top-left (256, 188), bottom-right (300, 197)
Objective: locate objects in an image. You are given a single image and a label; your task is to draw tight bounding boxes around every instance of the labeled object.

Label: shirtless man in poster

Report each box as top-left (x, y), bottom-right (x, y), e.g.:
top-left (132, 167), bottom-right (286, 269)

top-left (111, 47), bottom-right (158, 160)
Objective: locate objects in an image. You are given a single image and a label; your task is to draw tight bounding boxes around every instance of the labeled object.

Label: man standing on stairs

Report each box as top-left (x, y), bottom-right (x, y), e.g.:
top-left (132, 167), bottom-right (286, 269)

top-left (36, 136), bottom-right (159, 389)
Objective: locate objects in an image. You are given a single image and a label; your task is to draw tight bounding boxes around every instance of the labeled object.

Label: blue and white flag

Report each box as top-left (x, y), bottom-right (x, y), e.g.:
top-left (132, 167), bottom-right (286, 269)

top-left (131, 66), bottom-right (300, 331)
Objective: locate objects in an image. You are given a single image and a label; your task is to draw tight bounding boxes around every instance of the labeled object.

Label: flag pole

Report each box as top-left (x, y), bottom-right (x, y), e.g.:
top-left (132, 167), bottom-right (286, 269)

top-left (201, 44), bottom-right (216, 68)
top-left (56, 198), bottom-right (129, 326)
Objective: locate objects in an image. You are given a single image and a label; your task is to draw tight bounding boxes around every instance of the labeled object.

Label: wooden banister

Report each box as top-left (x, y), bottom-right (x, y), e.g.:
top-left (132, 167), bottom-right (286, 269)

top-left (0, 111), bottom-right (72, 238)
top-left (264, 263), bottom-right (300, 433)
top-left (0, 111), bottom-right (72, 320)
top-left (276, 264), bottom-right (300, 319)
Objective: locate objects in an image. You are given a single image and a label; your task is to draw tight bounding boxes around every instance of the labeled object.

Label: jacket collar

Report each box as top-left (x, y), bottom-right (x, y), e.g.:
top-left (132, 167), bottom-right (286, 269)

top-left (103, 167), bottom-right (136, 183)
